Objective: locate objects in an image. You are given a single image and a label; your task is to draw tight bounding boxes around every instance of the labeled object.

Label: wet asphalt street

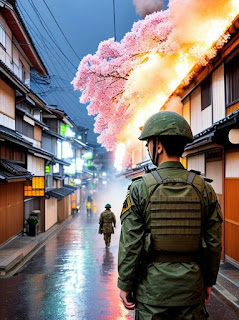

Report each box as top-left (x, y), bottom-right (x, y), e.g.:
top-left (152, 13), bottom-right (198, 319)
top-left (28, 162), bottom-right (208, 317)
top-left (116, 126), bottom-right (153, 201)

top-left (0, 210), bottom-right (239, 320)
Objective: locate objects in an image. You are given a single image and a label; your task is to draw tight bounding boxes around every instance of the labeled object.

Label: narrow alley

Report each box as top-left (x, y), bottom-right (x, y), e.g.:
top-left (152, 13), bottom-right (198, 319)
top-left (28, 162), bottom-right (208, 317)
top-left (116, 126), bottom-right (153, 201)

top-left (0, 208), bottom-right (239, 320)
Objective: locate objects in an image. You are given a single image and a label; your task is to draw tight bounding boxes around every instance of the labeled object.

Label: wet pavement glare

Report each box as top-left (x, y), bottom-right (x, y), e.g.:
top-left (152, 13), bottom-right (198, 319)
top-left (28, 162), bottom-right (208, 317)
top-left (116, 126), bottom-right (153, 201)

top-left (0, 211), bottom-right (133, 320)
top-left (0, 210), bottom-right (239, 320)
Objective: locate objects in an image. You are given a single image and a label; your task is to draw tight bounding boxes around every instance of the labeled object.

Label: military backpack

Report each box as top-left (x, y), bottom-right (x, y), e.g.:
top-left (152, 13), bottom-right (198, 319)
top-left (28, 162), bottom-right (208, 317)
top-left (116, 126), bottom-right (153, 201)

top-left (142, 169), bottom-right (207, 262)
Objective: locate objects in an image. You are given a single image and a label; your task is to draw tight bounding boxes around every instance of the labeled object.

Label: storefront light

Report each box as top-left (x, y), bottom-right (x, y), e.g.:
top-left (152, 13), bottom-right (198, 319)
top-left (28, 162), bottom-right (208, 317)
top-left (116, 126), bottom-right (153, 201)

top-left (82, 151), bottom-right (93, 160)
top-left (62, 141), bottom-right (73, 158)
top-left (65, 126), bottom-right (75, 138)
top-left (74, 179), bottom-right (81, 185)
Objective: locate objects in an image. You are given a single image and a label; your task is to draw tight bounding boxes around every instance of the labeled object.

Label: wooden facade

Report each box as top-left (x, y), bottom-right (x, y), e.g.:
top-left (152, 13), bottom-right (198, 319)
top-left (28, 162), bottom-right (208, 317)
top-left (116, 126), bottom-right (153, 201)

top-left (57, 195), bottom-right (71, 223)
top-left (0, 182), bottom-right (24, 245)
top-left (163, 19), bottom-right (239, 266)
top-left (45, 197), bottom-right (57, 231)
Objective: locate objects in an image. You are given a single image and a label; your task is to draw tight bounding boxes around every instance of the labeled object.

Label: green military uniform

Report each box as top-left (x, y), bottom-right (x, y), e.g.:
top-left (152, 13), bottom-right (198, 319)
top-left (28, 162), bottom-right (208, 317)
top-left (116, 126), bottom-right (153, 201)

top-left (99, 208), bottom-right (116, 247)
top-left (118, 161), bottom-right (222, 319)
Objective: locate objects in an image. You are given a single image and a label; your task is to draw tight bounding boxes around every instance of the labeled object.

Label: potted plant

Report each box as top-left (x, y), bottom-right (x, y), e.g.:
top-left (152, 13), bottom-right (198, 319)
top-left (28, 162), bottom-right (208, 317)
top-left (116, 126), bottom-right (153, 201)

top-left (27, 216), bottom-right (39, 236)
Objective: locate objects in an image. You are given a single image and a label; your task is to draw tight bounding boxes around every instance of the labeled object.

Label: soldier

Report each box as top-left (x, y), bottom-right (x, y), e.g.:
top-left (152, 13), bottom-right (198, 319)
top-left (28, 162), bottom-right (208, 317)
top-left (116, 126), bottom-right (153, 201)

top-left (86, 196), bottom-right (93, 216)
top-left (117, 111), bottom-right (222, 319)
top-left (99, 204), bottom-right (116, 247)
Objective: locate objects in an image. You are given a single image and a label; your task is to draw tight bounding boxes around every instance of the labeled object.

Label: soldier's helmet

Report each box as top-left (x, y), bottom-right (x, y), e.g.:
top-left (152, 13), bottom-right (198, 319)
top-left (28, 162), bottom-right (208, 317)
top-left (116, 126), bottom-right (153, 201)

top-left (105, 203), bottom-right (111, 208)
top-left (138, 111), bottom-right (193, 143)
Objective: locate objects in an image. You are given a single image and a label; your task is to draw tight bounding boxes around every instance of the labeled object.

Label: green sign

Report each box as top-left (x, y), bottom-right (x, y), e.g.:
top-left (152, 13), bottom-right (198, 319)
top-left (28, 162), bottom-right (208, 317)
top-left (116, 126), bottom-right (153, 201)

top-left (45, 165), bottom-right (51, 173)
top-left (60, 124), bottom-right (67, 137)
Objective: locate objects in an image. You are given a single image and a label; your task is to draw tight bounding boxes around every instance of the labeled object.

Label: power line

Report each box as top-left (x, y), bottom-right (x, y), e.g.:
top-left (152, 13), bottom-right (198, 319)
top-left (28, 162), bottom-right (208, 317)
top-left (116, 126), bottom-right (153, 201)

top-left (17, 1), bottom-right (76, 76)
top-left (17, 2), bottom-right (76, 78)
top-left (41, 0), bottom-right (81, 61)
top-left (26, 0), bottom-right (77, 69)
top-left (17, 1), bottom-right (89, 124)
top-left (112, 0), bottom-right (117, 41)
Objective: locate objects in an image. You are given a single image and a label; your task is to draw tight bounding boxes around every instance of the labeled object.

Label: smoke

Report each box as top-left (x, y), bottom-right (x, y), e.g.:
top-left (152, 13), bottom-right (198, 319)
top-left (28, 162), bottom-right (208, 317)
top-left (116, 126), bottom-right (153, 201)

top-left (93, 176), bottom-right (130, 222)
top-left (169, 0), bottom-right (234, 46)
top-left (133, 0), bottom-right (164, 17)
top-left (125, 0), bottom-right (236, 123)
top-left (164, 96), bottom-right (183, 114)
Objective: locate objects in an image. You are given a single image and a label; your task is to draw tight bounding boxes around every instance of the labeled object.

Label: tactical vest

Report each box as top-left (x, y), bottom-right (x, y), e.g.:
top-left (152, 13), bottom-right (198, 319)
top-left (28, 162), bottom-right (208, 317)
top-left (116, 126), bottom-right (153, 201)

top-left (142, 170), bottom-right (206, 261)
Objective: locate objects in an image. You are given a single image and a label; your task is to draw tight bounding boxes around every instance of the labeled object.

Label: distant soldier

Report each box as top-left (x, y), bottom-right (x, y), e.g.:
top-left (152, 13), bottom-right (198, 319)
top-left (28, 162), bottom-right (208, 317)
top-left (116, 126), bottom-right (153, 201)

top-left (99, 204), bottom-right (116, 247)
top-left (86, 196), bottom-right (92, 216)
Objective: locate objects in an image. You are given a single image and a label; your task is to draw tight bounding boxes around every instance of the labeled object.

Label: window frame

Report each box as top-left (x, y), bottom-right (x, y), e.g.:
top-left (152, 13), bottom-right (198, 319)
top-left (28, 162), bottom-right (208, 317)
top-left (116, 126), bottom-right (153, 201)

top-left (225, 52), bottom-right (239, 106)
top-left (201, 75), bottom-right (212, 111)
top-left (0, 23), bottom-right (6, 48)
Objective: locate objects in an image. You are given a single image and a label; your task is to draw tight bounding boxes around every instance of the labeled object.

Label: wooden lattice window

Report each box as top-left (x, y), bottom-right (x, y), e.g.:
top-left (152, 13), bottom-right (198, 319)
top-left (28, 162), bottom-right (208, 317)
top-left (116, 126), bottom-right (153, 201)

top-left (225, 53), bottom-right (239, 106)
top-left (201, 76), bottom-right (212, 110)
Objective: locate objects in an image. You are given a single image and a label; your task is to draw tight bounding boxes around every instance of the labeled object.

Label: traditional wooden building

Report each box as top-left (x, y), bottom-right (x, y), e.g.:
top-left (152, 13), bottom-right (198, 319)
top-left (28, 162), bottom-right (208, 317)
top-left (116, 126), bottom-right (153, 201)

top-left (120, 14), bottom-right (239, 267)
top-left (0, 0), bottom-right (49, 245)
top-left (162, 14), bottom-right (239, 267)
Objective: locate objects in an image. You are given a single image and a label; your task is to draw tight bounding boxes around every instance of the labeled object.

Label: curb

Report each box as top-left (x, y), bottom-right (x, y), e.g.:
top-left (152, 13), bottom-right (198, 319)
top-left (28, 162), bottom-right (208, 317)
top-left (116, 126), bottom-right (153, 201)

top-left (213, 282), bottom-right (239, 315)
top-left (0, 215), bottom-right (74, 278)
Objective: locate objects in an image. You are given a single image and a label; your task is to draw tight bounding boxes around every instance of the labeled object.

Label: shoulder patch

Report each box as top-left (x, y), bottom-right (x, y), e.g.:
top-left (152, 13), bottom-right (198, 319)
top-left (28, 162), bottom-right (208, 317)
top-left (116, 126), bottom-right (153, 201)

top-left (121, 191), bottom-right (131, 217)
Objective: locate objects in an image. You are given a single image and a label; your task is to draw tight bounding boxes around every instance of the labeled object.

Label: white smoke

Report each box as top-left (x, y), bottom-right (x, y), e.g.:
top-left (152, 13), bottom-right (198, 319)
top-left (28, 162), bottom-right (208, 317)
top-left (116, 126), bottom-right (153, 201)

top-left (94, 176), bottom-right (130, 223)
top-left (165, 96), bottom-right (183, 114)
top-left (133, 0), bottom-right (164, 17)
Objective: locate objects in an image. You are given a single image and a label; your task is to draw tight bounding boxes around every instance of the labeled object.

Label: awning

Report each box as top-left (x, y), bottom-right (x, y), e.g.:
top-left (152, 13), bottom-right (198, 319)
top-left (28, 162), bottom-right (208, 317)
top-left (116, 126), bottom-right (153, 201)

top-left (0, 125), bottom-right (55, 161)
top-left (64, 184), bottom-right (77, 191)
top-left (185, 109), bottom-right (239, 151)
top-left (53, 157), bottom-right (70, 166)
top-left (0, 159), bottom-right (32, 181)
top-left (46, 186), bottom-right (76, 200)
top-left (0, 124), bottom-right (32, 148)
top-left (53, 174), bottom-right (65, 180)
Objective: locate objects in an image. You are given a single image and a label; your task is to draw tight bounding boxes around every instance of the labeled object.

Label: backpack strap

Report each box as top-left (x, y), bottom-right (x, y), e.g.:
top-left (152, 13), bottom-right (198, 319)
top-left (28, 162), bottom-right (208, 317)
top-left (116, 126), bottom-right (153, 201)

top-left (187, 171), bottom-right (196, 184)
top-left (151, 169), bottom-right (163, 184)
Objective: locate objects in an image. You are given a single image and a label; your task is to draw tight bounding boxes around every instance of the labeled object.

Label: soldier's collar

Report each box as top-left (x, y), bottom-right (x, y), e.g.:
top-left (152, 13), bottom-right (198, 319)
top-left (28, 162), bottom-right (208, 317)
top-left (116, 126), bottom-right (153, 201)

top-left (158, 161), bottom-right (185, 170)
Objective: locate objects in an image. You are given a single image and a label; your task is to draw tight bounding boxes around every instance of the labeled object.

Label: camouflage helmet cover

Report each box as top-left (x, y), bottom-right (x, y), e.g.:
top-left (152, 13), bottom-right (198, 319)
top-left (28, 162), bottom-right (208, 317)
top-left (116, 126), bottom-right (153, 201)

top-left (138, 111), bottom-right (193, 143)
top-left (105, 203), bottom-right (111, 208)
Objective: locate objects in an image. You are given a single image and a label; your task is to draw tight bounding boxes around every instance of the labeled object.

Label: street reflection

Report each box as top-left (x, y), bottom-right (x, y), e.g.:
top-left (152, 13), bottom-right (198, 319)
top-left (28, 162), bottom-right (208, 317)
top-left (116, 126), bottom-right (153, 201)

top-left (0, 211), bottom-right (135, 319)
top-left (102, 247), bottom-right (114, 276)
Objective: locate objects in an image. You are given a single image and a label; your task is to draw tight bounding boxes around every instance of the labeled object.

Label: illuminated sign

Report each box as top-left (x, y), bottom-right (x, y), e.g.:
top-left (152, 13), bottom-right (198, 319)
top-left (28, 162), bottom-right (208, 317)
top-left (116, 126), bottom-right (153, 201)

top-left (24, 177), bottom-right (45, 197)
top-left (62, 141), bottom-right (73, 158)
top-left (64, 160), bottom-right (76, 175)
top-left (53, 163), bottom-right (59, 173)
top-left (76, 158), bottom-right (84, 173)
top-left (74, 178), bottom-right (81, 185)
top-left (45, 165), bottom-right (51, 173)
top-left (82, 151), bottom-right (93, 160)
top-left (60, 124), bottom-right (75, 138)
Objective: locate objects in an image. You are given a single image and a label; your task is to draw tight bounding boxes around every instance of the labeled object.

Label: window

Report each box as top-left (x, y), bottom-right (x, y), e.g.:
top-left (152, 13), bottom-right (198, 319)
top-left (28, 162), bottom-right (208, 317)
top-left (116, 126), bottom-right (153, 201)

top-left (45, 174), bottom-right (53, 189)
top-left (201, 76), bottom-right (211, 110)
top-left (16, 114), bottom-right (34, 139)
top-left (0, 23), bottom-right (6, 47)
top-left (225, 53), bottom-right (239, 106)
top-left (45, 164), bottom-right (53, 189)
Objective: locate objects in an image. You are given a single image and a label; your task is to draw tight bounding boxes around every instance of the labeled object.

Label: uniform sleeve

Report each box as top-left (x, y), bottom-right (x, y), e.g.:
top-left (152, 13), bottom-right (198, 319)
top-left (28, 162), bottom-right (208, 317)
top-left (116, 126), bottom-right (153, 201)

top-left (112, 213), bottom-right (116, 227)
top-left (203, 183), bottom-right (223, 286)
top-left (117, 180), bottom-right (147, 292)
top-left (99, 213), bottom-right (103, 225)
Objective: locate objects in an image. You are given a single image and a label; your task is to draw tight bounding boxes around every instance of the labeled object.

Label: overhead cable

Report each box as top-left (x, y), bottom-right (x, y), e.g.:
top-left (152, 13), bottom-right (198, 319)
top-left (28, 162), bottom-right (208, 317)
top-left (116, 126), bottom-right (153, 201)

top-left (112, 0), bottom-right (117, 41)
top-left (42, 0), bottom-right (81, 61)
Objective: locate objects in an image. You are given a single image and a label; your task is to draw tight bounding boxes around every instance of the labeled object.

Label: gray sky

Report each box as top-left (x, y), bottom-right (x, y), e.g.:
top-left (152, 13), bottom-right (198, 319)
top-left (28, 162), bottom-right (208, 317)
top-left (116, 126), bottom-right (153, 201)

top-left (17, 0), bottom-right (168, 149)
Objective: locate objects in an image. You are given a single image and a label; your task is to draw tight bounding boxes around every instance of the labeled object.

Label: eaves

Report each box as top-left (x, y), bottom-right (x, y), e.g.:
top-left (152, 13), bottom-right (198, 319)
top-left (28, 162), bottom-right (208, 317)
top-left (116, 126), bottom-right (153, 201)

top-left (0, 60), bottom-right (30, 94)
top-left (185, 109), bottom-right (239, 150)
